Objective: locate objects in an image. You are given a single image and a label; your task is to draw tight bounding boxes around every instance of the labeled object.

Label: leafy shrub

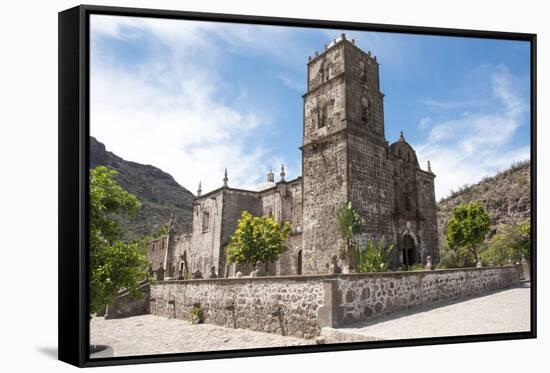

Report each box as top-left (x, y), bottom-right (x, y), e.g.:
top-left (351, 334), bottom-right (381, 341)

top-left (480, 221), bottom-right (530, 265)
top-left (226, 211), bottom-right (291, 267)
top-left (355, 239), bottom-right (394, 273)
top-left (397, 263), bottom-right (427, 271)
top-left (191, 304), bottom-right (204, 324)
top-left (409, 263), bottom-right (426, 271)
top-left (446, 202), bottom-right (491, 266)
top-left (337, 201), bottom-right (365, 267)
top-left (438, 247), bottom-right (459, 268)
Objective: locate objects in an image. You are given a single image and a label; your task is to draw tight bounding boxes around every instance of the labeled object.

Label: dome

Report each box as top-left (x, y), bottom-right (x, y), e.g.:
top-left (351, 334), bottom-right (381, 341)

top-left (389, 134), bottom-right (419, 167)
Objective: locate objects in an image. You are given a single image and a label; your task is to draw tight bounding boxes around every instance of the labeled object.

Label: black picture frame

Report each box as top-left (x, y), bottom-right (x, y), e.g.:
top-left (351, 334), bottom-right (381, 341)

top-left (58, 4), bottom-right (537, 368)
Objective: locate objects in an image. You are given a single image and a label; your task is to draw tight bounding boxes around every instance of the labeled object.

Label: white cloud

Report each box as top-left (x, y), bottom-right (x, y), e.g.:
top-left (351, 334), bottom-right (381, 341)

top-left (90, 15), bottom-right (296, 194)
top-left (413, 66), bottom-right (530, 200)
top-left (275, 73), bottom-right (305, 92)
top-left (418, 116), bottom-right (432, 130)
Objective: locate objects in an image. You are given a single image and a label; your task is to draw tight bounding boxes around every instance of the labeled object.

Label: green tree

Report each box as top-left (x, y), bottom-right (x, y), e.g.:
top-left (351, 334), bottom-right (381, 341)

top-left (89, 166), bottom-right (152, 314)
top-left (446, 202), bottom-right (491, 266)
top-left (337, 201), bottom-right (364, 268)
top-left (355, 238), bottom-right (394, 273)
top-left (226, 211), bottom-right (291, 267)
top-left (481, 221), bottom-right (531, 265)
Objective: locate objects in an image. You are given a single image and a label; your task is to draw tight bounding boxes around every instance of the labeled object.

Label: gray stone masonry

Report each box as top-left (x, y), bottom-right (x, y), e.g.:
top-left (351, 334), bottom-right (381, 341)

top-left (150, 266), bottom-right (518, 339)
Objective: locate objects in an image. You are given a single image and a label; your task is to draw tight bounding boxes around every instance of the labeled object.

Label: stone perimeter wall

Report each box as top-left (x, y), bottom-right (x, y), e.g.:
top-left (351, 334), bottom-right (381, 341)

top-left (150, 266), bottom-right (519, 339)
top-left (150, 276), bottom-right (325, 339)
top-left (106, 282), bottom-right (150, 319)
top-left (336, 266), bottom-right (519, 325)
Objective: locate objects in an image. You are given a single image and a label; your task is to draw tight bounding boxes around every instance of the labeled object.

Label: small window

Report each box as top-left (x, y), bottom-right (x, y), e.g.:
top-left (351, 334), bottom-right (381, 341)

top-left (361, 106), bottom-right (368, 124)
top-left (403, 192), bottom-right (411, 211)
top-left (318, 105), bottom-right (327, 128)
top-left (202, 211), bottom-right (210, 232)
top-left (320, 61), bottom-right (330, 83)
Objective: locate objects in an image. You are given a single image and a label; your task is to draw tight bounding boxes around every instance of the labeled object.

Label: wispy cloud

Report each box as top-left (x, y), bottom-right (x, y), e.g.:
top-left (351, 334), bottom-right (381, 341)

top-left (419, 98), bottom-right (484, 110)
top-left (418, 116), bottom-right (432, 130)
top-left (90, 15), bottom-right (298, 193)
top-left (414, 65), bottom-right (530, 200)
top-left (275, 73), bottom-right (305, 92)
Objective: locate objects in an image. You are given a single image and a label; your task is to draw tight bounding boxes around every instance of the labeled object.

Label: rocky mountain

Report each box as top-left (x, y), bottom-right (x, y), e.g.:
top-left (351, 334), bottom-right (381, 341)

top-left (89, 137), bottom-right (194, 241)
top-left (437, 160), bottom-right (531, 243)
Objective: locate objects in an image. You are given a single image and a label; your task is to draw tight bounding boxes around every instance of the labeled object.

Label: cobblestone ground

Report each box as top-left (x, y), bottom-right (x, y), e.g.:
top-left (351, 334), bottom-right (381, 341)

top-left (90, 315), bottom-right (314, 357)
top-left (91, 284), bottom-right (530, 357)
top-left (328, 283), bottom-right (531, 341)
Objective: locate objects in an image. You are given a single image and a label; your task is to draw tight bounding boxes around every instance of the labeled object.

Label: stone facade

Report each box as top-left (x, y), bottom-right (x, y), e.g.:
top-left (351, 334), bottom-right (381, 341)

top-left (147, 34), bottom-right (438, 277)
top-left (150, 266), bottom-right (519, 338)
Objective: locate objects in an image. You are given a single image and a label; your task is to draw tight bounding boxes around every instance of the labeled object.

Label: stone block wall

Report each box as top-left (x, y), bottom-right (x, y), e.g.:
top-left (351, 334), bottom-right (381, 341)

top-left (106, 282), bottom-right (150, 319)
top-left (150, 266), bottom-right (519, 339)
top-left (150, 276), bottom-right (325, 339)
top-left (337, 266), bottom-right (519, 325)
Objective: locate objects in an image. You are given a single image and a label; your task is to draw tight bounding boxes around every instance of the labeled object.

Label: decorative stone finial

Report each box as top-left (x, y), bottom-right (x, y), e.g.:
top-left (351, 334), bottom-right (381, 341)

top-left (427, 160), bottom-right (432, 173)
top-left (223, 168), bottom-right (228, 187)
top-left (324, 43), bottom-right (328, 50)
top-left (341, 33), bottom-right (346, 40)
top-left (280, 164), bottom-right (286, 181)
top-left (351, 39), bottom-right (356, 44)
top-left (267, 169), bottom-right (274, 182)
top-left (368, 51), bottom-right (372, 56)
top-left (315, 51), bottom-right (319, 57)
top-left (399, 131), bottom-right (405, 142)
top-left (197, 181), bottom-right (202, 196)
top-left (308, 55), bottom-right (312, 61)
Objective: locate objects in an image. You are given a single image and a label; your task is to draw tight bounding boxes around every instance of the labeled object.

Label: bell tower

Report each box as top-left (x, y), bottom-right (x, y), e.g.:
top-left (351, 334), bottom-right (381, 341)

top-left (301, 34), bottom-right (393, 273)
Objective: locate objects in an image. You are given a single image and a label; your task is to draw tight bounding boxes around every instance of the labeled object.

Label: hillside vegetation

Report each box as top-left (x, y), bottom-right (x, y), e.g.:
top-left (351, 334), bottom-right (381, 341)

top-left (437, 160), bottom-right (531, 245)
top-left (89, 137), bottom-right (194, 240)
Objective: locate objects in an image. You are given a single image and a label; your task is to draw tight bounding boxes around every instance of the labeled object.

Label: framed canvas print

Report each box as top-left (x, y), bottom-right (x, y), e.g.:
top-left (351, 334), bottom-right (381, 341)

top-left (58, 4), bottom-right (537, 367)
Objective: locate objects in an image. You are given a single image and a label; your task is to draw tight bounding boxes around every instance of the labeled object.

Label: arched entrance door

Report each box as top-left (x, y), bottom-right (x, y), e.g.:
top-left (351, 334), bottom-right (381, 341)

top-left (402, 235), bottom-right (416, 266)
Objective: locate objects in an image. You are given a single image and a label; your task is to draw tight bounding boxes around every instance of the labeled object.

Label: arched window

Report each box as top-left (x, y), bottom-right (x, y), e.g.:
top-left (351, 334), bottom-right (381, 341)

top-left (360, 62), bottom-right (368, 84)
top-left (318, 105), bottom-right (328, 128)
top-left (403, 192), bottom-right (411, 211)
top-left (297, 250), bottom-right (303, 275)
top-left (320, 61), bottom-right (330, 83)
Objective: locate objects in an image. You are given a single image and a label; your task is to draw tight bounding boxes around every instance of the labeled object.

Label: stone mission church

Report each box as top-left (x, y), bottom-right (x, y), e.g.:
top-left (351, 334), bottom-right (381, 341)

top-left (148, 34), bottom-right (439, 279)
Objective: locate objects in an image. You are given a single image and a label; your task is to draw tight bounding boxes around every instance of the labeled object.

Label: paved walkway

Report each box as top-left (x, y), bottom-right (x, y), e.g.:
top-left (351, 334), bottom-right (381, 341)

top-left (90, 315), bottom-right (314, 357)
top-left (325, 283), bottom-right (531, 341)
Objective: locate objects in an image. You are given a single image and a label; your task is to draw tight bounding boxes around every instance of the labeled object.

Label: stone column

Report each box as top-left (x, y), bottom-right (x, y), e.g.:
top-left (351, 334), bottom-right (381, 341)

top-left (317, 279), bottom-right (344, 328)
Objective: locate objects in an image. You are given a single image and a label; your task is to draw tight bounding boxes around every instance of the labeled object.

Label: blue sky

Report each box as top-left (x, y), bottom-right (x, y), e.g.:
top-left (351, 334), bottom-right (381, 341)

top-left (90, 15), bottom-right (531, 200)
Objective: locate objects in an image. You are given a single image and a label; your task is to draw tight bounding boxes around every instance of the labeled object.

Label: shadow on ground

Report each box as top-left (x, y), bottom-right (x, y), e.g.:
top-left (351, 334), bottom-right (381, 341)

top-left (36, 346), bottom-right (58, 360)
